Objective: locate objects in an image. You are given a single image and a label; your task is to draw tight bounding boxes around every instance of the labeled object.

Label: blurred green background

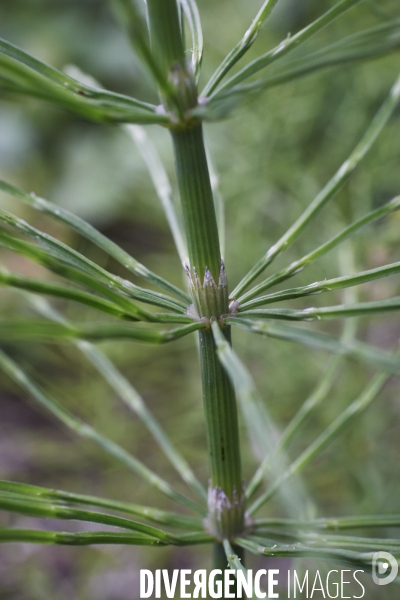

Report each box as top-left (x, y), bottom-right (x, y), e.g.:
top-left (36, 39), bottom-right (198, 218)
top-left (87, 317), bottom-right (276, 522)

top-left (1, 0), bottom-right (400, 598)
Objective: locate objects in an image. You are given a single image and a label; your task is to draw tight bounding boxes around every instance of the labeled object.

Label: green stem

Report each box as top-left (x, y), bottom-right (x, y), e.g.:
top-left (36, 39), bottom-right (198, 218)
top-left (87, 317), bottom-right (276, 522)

top-left (213, 542), bottom-right (245, 599)
top-left (171, 124), bottom-right (222, 287)
top-left (200, 328), bottom-right (244, 539)
top-left (146, 0), bottom-right (245, 540)
top-left (146, 0), bottom-right (184, 75)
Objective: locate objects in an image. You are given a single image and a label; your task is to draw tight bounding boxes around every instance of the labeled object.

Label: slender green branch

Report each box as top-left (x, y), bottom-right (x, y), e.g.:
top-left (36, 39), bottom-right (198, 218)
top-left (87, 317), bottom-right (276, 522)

top-left (0, 269), bottom-right (146, 321)
top-left (212, 0), bottom-right (363, 95)
top-left (0, 529), bottom-right (168, 546)
top-left (209, 19), bottom-right (400, 113)
top-left (240, 260), bottom-right (400, 310)
top-left (231, 75), bottom-right (400, 299)
top-left (27, 296), bottom-right (206, 501)
top-left (0, 495), bottom-right (176, 542)
top-left (254, 514), bottom-right (400, 531)
top-left (0, 38), bottom-right (167, 124)
top-left (212, 321), bottom-right (310, 519)
top-left (0, 480), bottom-right (203, 530)
top-left (81, 344), bottom-right (207, 501)
top-left (236, 536), bottom-right (378, 569)
top-left (246, 250), bottom-right (358, 499)
top-left (248, 355), bottom-right (397, 515)
top-left (0, 230), bottom-right (186, 315)
top-left (0, 351), bottom-right (205, 515)
top-left (0, 320), bottom-right (203, 343)
top-left (179, 0), bottom-right (203, 80)
top-left (0, 525), bottom-right (211, 546)
top-left (237, 195), bottom-right (400, 303)
top-left (223, 540), bottom-right (258, 599)
top-left (201, 0), bottom-right (281, 97)
top-left (228, 318), bottom-right (400, 377)
top-left (0, 179), bottom-right (189, 303)
top-left (298, 532), bottom-right (400, 551)
top-left (239, 296), bottom-right (400, 321)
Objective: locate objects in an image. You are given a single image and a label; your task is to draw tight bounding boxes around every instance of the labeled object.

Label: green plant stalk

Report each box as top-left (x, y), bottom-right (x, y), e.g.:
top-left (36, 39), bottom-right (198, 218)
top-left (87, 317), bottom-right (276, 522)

top-left (146, 0), bottom-right (245, 545)
top-left (199, 328), bottom-right (244, 540)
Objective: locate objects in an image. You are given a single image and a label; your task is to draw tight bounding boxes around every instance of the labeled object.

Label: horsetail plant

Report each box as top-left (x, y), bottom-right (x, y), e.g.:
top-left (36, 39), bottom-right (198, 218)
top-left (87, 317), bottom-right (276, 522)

top-left (1, 0), bottom-right (400, 595)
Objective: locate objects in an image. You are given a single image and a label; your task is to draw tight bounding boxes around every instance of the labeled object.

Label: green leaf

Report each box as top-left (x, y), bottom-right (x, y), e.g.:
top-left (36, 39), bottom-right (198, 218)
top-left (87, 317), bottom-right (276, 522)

top-left (0, 480), bottom-right (203, 530)
top-left (237, 196), bottom-right (400, 303)
top-left (231, 74), bottom-right (400, 299)
top-left (0, 38), bottom-right (167, 124)
top-left (240, 259), bottom-right (400, 309)
top-left (212, 0), bottom-right (363, 95)
top-left (0, 351), bottom-right (205, 515)
top-left (211, 322), bottom-right (311, 519)
top-left (228, 317), bottom-right (400, 377)
top-left (0, 179), bottom-right (189, 304)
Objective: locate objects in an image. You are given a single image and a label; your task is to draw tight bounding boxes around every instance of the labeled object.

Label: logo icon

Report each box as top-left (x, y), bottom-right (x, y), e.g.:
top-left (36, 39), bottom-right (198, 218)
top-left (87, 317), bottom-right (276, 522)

top-left (372, 551), bottom-right (398, 586)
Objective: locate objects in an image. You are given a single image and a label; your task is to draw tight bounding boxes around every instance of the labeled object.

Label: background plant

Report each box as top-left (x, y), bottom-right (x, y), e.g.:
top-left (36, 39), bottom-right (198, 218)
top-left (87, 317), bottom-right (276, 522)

top-left (1, 0), bottom-right (400, 598)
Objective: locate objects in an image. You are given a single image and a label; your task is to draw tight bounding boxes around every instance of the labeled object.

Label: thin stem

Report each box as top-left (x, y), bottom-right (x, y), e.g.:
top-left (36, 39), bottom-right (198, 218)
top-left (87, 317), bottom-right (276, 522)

top-left (239, 296), bottom-right (400, 321)
top-left (254, 514), bottom-right (400, 531)
top-left (0, 350), bottom-right (205, 515)
top-left (239, 258), bottom-right (400, 310)
top-left (0, 320), bottom-right (204, 343)
top-left (236, 195), bottom-right (400, 304)
top-left (248, 356), bottom-right (397, 515)
top-left (228, 318), bottom-right (400, 377)
top-left (0, 179), bottom-right (189, 303)
top-left (212, 0), bottom-right (363, 96)
top-left (232, 74), bottom-right (400, 300)
top-left (146, 0), bottom-right (245, 542)
top-left (200, 328), bottom-right (244, 539)
top-left (172, 124), bottom-right (222, 284)
top-left (201, 0), bottom-right (281, 97)
top-left (0, 479), bottom-right (203, 530)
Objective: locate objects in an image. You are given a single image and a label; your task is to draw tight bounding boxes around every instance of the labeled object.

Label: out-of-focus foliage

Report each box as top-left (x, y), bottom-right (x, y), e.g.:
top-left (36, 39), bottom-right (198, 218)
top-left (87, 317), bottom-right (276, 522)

top-left (1, 0), bottom-right (400, 598)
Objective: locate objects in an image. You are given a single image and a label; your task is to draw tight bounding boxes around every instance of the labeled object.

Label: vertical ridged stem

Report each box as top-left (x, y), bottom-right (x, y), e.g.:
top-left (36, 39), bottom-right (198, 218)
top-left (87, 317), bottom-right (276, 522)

top-left (146, 0), bottom-right (245, 545)
top-left (146, 0), bottom-right (184, 75)
top-left (171, 124), bottom-right (222, 284)
top-left (200, 327), bottom-right (244, 539)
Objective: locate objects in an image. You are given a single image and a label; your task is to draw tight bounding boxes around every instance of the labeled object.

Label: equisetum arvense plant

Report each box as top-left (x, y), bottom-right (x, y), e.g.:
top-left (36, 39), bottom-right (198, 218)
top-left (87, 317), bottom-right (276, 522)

top-left (1, 0), bottom-right (400, 594)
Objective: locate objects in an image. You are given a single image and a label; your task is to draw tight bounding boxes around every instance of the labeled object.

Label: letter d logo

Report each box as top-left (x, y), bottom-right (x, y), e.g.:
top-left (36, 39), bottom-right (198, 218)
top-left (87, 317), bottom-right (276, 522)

top-left (372, 551), bottom-right (398, 586)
